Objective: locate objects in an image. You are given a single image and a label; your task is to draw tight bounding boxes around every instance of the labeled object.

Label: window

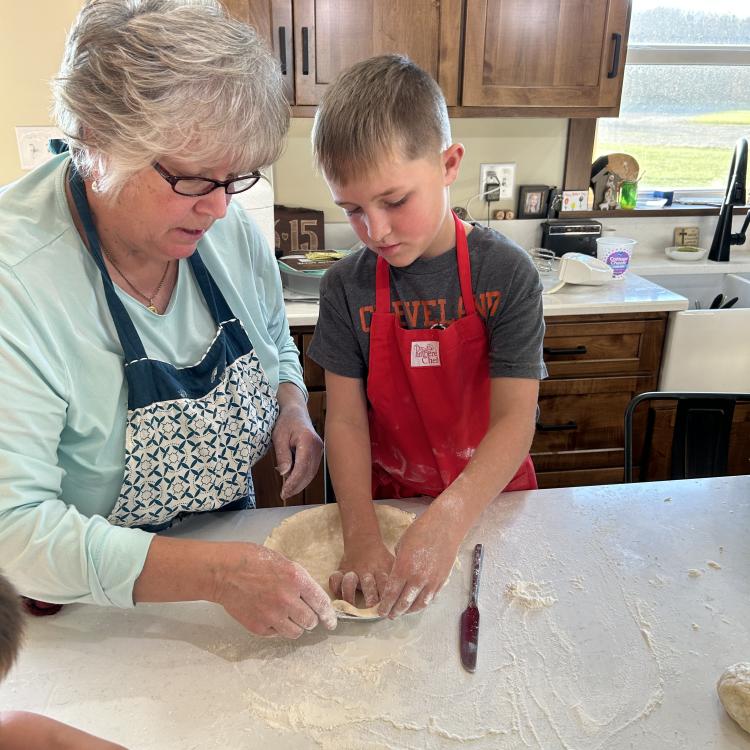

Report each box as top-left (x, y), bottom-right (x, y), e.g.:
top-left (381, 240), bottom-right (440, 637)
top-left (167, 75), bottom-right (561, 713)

top-left (594, 1), bottom-right (750, 197)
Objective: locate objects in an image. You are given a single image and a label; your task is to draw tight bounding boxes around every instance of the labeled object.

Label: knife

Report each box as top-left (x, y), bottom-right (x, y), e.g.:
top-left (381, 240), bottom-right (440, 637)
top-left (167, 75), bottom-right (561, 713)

top-left (721, 296), bottom-right (739, 309)
top-left (459, 543), bottom-right (484, 673)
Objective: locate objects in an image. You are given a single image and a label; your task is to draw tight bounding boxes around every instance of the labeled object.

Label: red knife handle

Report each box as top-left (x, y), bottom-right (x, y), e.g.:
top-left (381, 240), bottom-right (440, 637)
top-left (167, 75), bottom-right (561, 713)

top-left (470, 543), bottom-right (484, 605)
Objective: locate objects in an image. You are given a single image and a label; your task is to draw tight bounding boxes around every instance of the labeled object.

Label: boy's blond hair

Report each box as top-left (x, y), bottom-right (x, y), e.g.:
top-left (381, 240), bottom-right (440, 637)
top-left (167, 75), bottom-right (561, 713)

top-left (312, 54), bottom-right (451, 185)
top-left (0, 573), bottom-right (24, 680)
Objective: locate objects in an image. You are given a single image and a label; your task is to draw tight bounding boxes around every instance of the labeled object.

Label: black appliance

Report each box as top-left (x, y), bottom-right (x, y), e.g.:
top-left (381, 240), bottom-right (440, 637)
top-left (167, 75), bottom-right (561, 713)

top-left (541, 219), bottom-right (602, 257)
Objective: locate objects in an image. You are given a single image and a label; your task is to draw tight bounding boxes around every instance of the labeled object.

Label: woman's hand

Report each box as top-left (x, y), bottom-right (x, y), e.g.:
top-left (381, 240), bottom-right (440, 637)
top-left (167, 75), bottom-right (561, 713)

top-left (329, 540), bottom-right (395, 608)
top-left (272, 383), bottom-right (323, 499)
top-left (377, 511), bottom-right (462, 619)
top-left (213, 542), bottom-right (337, 638)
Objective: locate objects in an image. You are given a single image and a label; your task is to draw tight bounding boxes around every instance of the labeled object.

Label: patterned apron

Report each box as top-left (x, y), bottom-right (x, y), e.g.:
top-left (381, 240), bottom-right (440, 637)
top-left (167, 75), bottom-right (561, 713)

top-left (69, 165), bottom-right (279, 531)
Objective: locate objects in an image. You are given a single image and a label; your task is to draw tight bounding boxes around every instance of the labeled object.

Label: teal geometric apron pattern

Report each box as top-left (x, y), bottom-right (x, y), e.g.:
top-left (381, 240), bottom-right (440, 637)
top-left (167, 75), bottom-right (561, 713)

top-left (113, 340), bottom-right (278, 527)
top-left (67, 160), bottom-right (278, 530)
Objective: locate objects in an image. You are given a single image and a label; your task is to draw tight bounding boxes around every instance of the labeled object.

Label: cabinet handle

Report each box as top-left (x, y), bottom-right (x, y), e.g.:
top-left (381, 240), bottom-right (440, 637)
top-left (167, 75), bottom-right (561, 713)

top-left (278, 26), bottom-right (287, 75)
top-left (302, 27), bottom-right (309, 75)
top-left (536, 420), bottom-right (578, 432)
top-left (607, 32), bottom-right (622, 79)
top-left (543, 345), bottom-right (587, 356)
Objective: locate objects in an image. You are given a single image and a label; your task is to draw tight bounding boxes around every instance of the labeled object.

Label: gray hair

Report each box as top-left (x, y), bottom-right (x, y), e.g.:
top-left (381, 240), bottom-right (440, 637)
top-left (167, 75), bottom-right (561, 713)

top-left (53, 0), bottom-right (289, 195)
top-left (312, 54), bottom-right (451, 185)
top-left (0, 573), bottom-right (23, 681)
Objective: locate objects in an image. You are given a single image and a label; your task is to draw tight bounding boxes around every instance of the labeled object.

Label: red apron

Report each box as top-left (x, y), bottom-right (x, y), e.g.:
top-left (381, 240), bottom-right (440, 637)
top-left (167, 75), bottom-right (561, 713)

top-left (367, 211), bottom-right (537, 499)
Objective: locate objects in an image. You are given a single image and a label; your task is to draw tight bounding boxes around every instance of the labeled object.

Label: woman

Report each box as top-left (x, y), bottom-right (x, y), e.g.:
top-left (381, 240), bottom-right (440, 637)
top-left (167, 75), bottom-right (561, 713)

top-left (0, 0), bottom-right (335, 639)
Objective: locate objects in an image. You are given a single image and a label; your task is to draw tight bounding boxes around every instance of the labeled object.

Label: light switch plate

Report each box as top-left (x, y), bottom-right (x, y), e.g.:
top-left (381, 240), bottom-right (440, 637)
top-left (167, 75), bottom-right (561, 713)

top-left (15, 126), bottom-right (63, 170)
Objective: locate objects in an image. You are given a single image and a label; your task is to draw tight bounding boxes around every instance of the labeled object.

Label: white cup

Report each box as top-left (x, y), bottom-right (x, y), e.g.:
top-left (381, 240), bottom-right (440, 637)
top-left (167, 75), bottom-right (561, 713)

top-left (596, 237), bottom-right (637, 278)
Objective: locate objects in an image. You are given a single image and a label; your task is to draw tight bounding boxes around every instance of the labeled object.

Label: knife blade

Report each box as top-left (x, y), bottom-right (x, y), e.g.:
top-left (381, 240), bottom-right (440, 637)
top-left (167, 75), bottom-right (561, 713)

top-left (459, 543), bottom-right (484, 673)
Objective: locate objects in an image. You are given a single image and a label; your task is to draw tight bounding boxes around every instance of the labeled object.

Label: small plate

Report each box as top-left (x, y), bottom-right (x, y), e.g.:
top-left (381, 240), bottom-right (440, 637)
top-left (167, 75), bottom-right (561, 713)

top-left (665, 246), bottom-right (708, 261)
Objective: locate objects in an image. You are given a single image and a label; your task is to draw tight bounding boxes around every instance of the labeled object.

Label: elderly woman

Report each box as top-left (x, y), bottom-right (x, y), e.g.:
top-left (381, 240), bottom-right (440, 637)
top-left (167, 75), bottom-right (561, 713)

top-left (0, 0), bottom-right (336, 639)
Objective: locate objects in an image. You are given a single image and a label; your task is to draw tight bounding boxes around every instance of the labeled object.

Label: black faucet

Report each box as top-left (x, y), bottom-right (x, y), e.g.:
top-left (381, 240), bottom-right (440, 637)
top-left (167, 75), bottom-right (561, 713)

top-left (709, 137), bottom-right (750, 262)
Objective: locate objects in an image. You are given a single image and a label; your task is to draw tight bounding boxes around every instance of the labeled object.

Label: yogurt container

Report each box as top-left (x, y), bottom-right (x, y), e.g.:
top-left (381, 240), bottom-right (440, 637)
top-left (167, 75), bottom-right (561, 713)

top-left (595, 237), bottom-right (636, 278)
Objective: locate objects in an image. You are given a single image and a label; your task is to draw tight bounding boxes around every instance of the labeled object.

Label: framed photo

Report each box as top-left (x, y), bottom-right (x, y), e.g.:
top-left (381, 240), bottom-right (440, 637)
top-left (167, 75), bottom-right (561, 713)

top-left (517, 185), bottom-right (550, 219)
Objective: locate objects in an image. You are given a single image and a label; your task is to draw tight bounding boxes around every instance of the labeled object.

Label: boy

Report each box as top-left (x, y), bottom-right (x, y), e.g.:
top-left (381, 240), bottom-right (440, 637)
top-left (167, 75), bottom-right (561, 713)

top-left (0, 572), bottom-right (126, 749)
top-left (308, 55), bottom-right (547, 620)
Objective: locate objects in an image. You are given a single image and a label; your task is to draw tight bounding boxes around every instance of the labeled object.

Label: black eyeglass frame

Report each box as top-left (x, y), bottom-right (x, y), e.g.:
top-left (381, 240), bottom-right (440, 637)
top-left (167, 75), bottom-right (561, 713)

top-left (153, 162), bottom-right (263, 196)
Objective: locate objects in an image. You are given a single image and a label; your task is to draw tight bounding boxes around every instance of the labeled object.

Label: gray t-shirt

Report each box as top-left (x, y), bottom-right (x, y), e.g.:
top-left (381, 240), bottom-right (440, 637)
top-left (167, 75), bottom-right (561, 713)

top-left (308, 223), bottom-right (548, 381)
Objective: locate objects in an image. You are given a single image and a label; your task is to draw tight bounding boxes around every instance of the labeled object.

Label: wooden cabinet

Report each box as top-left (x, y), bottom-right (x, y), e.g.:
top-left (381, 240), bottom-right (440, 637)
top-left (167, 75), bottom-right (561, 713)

top-left (252, 325), bottom-right (327, 507)
top-left (224, 0), bottom-right (630, 116)
top-left (462, 0), bottom-right (630, 115)
top-left (532, 311), bottom-right (667, 489)
top-left (226, 0), bottom-right (461, 107)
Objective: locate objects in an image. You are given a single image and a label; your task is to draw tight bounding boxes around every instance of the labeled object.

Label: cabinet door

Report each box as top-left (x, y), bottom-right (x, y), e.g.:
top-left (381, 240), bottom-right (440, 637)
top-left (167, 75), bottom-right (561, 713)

top-left (225, 0), bottom-right (295, 102)
top-left (462, 0), bottom-right (630, 112)
top-left (292, 0), bottom-right (460, 106)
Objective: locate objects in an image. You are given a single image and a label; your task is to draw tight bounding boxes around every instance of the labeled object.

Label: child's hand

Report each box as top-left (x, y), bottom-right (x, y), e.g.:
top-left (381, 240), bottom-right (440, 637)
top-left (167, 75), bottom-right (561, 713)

top-left (329, 541), bottom-right (395, 608)
top-left (377, 513), bottom-right (462, 619)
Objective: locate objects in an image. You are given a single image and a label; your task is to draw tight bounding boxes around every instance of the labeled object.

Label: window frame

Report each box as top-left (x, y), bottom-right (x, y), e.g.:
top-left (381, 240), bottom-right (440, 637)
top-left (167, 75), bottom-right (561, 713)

top-left (564, 40), bottom-right (750, 214)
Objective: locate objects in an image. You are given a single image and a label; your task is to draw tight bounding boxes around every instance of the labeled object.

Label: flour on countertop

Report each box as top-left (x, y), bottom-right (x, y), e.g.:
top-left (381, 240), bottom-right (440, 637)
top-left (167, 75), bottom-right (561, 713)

top-left (506, 580), bottom-right (557, 609)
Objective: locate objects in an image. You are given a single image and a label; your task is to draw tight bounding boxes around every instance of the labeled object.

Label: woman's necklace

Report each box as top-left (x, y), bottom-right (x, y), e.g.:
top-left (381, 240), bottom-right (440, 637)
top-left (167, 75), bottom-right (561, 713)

top-left (101, 246), bottom-right (171, 314)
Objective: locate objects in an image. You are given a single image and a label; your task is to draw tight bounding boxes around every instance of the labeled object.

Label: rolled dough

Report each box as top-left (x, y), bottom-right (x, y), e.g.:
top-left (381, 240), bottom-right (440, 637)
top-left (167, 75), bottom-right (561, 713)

top-left (263, 504), bottom-right (416, 618)
top-left (717, 662), bottom-right (750, 734)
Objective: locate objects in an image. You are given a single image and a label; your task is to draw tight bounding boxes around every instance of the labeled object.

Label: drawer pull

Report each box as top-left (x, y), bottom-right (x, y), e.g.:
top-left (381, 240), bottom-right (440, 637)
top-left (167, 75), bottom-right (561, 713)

top-left (543, 345), bottom-right (587, 356)
top-left (536, 420), bottom-right (577, 432)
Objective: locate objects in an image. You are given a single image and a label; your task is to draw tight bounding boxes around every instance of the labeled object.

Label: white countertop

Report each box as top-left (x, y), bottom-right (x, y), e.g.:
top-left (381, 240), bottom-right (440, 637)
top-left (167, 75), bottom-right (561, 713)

top-left (3, 476), bottom-right (749, 749)
top-left (285, 271), bottom-right (689, 326)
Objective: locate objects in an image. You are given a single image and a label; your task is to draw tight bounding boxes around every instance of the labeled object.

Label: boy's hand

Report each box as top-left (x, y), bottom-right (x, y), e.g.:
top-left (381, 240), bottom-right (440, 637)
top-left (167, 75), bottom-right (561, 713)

top-left (329, 541), bottom-right (395, 608)
top-left (377, 513), bottom-right (462, 619)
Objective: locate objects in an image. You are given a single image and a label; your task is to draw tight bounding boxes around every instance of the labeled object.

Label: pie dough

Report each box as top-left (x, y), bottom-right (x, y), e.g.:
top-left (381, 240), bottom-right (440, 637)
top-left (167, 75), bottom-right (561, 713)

top-left (717, 662), bottom-right (750, 734)
top-left (263, 503), bottom-right (416, 617)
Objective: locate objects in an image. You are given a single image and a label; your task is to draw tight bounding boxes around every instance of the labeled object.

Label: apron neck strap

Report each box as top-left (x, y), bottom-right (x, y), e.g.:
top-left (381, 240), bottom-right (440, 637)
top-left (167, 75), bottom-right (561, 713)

top-left (67, 165), bottom-right (148, 362)
top-left (187, 251), bottom-right (234, 324)
top-left (374, 210), bottom-right (475, 315)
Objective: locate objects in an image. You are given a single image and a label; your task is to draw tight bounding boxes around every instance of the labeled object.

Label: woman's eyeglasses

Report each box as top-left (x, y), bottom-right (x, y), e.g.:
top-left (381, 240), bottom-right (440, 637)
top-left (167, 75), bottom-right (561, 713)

top-left (153, 162), bottom-right (263, 196)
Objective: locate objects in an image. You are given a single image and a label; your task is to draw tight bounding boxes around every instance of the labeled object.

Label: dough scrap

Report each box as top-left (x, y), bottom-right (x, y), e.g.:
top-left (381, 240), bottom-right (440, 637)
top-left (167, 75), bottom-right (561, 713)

top-left (717, 662), bottom-right (750, 734)
top-left (264, 504), bottom-right (416, 618)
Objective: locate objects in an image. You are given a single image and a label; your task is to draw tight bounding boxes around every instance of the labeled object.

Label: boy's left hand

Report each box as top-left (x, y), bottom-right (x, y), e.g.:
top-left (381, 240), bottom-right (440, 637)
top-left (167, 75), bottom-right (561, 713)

top-left (377, 512), bottom-right (462, 619)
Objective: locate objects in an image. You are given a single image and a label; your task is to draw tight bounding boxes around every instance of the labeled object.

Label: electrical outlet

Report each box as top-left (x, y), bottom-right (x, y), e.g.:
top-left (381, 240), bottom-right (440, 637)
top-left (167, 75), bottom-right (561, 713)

top-left (479, 162), bottom-right (515, 202)
top-left (15, 126), bottom-right (63, 170)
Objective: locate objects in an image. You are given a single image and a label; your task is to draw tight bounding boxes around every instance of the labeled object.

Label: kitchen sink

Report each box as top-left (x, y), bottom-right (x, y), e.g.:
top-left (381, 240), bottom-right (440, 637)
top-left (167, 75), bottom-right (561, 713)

top-left (641, 272), bottom-right (750, 310)
top-left (642, 272), bottom-right (750, 391)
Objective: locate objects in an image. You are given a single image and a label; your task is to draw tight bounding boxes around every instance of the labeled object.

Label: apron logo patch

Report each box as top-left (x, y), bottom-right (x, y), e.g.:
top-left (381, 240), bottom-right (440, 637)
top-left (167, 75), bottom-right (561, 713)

top-left (411, 341), bottom-right (440, 367)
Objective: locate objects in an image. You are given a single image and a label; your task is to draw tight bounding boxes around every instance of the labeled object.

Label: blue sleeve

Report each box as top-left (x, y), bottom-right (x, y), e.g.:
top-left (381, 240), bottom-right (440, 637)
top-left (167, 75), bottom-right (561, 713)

top-left (0, 264), bottom-right (154, 607)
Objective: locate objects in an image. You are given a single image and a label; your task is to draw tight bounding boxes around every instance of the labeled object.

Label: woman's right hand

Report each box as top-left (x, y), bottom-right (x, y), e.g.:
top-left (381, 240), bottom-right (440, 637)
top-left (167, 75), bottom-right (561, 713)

top-left (211, 542), bottom-right (338, 638)
top-left (328, 541), bottom-right (395, 608)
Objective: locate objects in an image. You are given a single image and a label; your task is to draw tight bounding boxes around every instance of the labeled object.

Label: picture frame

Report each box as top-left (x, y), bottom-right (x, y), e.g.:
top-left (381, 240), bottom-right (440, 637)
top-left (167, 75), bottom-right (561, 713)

top-left (517, 184), bottom-right (550, 219)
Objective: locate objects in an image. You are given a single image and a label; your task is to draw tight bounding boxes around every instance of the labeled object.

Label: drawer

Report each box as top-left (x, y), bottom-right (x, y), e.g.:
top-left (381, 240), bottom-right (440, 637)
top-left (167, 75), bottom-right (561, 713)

top-left (532, 375), bottom-right (655, 468)
top-left (536, 466), bottom-right (627, 489)
top-left (542, 315), bottom-right (666, 378)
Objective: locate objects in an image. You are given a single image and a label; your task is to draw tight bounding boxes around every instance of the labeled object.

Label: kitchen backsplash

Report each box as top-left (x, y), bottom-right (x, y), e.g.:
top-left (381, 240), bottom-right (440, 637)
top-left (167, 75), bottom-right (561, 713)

top-left (323, 214), bottom-right (750, 258)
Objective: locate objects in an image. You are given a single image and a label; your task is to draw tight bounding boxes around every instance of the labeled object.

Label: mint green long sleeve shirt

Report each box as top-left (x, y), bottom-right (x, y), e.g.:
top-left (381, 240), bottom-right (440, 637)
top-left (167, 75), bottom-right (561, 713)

top-left (0, 155), bottom-right (304, 607)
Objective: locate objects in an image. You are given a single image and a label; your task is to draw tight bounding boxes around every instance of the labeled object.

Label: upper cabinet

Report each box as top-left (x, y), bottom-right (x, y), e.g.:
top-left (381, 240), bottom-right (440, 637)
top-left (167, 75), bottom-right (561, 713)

top-left (227, 0), bottom-right (461, 107)
top-left (223, 0), bottom-right (631, 117)
top-left (462, 0), bottom-right (631, 115)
